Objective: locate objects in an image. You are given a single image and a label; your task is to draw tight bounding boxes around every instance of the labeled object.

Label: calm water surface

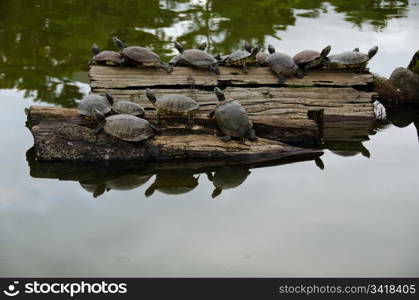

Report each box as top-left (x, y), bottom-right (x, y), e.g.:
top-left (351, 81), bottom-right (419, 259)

top-left (1, 0), bottom-right (419, 276)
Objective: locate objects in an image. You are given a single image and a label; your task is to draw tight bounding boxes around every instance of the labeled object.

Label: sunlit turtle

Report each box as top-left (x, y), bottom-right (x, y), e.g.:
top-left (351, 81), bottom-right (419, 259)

top-left (173, 41), bottom-right (219, 74)
top-left (78, 93), bottom-right (113, 118)
top-left (407, 50), bottom-right (419, 75)
top-left (256, 44), bottom-right (276, 66)
top-left (293, 45), bottom-right (331, 70)
top-left (112, 101), bottom-right (145, 116)
top-left (169, 42), bottom-right (208, 66)
top-left (218, 41), bottom-right (260, 72)
top-left (208, 87), bottom-right (256, 142)
top-left (90, 43), bottom-right (123, 66)
top-left (145, 170), bottom-right (200, 197)
top-left (326, 46), bottom-right (378, 71)
top-left (112, 36), bottom-right (173, 73)
top-left (145, 88), bottom-right (200, 128)
top-left (265, 45), bottom-right (304, 83)
top-left (94, 112), bottom-right (159, 142)
top-left (206, 167), bottom-right (251, 198)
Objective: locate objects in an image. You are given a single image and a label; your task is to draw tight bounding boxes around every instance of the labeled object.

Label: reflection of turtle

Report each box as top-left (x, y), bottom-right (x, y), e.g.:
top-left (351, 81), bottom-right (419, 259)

top-left (387, 106), bottom-right (419, 128)
top-left (107, 174), bottom-right (153, 191)
top-left (80, 182), bottom-right (107, 198)
top-left (326, 46), bottom-right (378, 71)
top-left (325, 141), bottom-right (370, 158)
top-left (90, 43), bottom-right (123, 66)
top-left (207, 167), bottom-right (251, 198)
top-left (113, 36), bottom-right (173, 73)
top-left (145, 170), bottom-right (200, 197)
top-left (208, 87), bottom-right (256, 142)
top-left (414, 120), bottom-right (419, 143)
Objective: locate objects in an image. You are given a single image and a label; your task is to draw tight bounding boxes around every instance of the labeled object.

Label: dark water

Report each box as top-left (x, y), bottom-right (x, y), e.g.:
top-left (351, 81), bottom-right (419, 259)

top-left (1, 0), bottom-right (419, 276)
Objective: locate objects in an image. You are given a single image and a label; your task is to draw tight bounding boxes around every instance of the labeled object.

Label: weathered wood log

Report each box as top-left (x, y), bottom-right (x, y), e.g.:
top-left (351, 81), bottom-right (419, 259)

top-left (89, 65), bottom-right (374, 88)
top-left (27, 106), bottom-right (323, 162)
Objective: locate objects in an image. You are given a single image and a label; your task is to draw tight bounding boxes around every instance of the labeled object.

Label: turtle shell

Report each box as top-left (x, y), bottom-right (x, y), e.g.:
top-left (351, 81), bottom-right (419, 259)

top-left (112, 101), bottom-right (145, 116)
top-left (93, 50), bottom-right (123, 65)
top-left (155, 94), bottom-right (199, 113)
top-left (266, 52), bottom-right (299, 76)
top-left (226, 50), bottom-right (250, 62)
top-left (182, 49), bottom-right (217, 66)
top-left (293, 50), bottom-right (321, 65)
top-left (213, 167), bottom-right (251, 190)
top-left (122, 46), bottom-right (161, 63)
top-left (256, 52), bottom-right (269, 65)
top-left (78, 94), bottom-right (112, 117)
top-left (214, 100), bottom-right (252, 137)
top-left (107, 174), bottom-right (152, 191)
top-left (327, 51), bottom-right (370, 66)
top-left (103, 114), bottom-right (154, 142)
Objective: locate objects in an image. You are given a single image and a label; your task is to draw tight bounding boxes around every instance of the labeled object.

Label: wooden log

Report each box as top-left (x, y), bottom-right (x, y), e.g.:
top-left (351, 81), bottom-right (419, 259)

top-left (27, 106), bottom-right (323, 162)
top-left (89, 65), bottom-right (374, 88)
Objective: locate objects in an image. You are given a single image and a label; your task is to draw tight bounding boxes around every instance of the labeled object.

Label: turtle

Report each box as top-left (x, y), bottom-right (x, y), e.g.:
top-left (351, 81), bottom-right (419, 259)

top-left (173, 41), bottom-right (219, 74)
top-left (112, 36), bottom-right (173, 73)
top-left (78, 93), bottom-right (113, 118)
top-left (293, 45), bottom-right (331, 70)
top-left (169, 41), bottom-right (208, 66)
top-left (145, 88), bottom-right (200, 128)
top-left (218, 42), bottom-right (261, 72)
top-left (390, 67), bottom-right (419, 102)
top-left (265, 45), bottom-right (304, 83)
top-left (325, 46), bottom-right (378, 72)
top-left (107, 174), bottom-right (153, 191)
top-left (93, 112), bottom-right (159, 142)
top-left (145, 170), bottom-right (200, 197)
top-left (90, 43), bottom-right (123, 66)
top-left (206, 167), bottom-right (251, 198)
top-left (208, 87), bottom-right (257, 142)
top-left (407, 50), bottom-right (419, 76)
top-left (112, 101), bottom-right (145, 116)
top-left (256, 44), bottom-right (276, 66)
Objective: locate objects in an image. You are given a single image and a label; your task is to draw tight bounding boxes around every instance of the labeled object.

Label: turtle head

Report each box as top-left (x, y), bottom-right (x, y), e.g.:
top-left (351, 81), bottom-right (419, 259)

top-left (368, 46), bottom-right (378, 59)
top-left (214, 87), bottom-right (225, 102)
top-left (112, 36), bottom-right (126, 51)
top-left (251, 46), bottom-right (261, 56)
top-left (353, 47), bottom-right (360, 52)
top-left (174, 42), bottom-right (184, 54)
top-left (320, 45), bottom-right (331, 58)
top-left (244, 41), bottom-right (252, 53)
top-left (268, 44), bottom-right (276, 54)
top-left (407, 50), bottom-right (419, 71)
top-left (198, 42), bottom-right (207, 51)
top-left (105, 93), bottom-right (114, 105)
top-left (93, 109), bottom-right (106, 123)
top-left (92, 43), bottom-right (100, 55)
top-left (145, 88), bottom-right (157, 104)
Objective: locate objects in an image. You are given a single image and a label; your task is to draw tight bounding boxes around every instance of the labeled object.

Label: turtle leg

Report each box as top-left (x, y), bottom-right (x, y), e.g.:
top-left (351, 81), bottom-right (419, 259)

top-left (186, 112), bottom-right (194, 129)
top-left (149, 123), bottom-right (161, 133)
top-left (221, 135), bottom-right (232, 142)
top-left (209, 64), bottom-right (220, 75)
top-left (241, 61), bottom-right (248, 73)
top-left (207, 110), bottom-right (215, 118)
top-left (277, 74), bottom-right (286, 84)
top-left (94, 123), bottom-right (104, 135)
top-left (248, 128), bottom-right (257, 141)
top-left (296, 69), bottom-right (304, 78)
top-left (156, 111), bottom-right (160, 125)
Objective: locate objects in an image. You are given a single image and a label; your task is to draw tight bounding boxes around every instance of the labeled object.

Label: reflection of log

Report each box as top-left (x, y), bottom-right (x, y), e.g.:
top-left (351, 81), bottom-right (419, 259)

top-left (90, 66), bottom-right (374, 88)
top-left (27, 106), bottom-right (323, 162)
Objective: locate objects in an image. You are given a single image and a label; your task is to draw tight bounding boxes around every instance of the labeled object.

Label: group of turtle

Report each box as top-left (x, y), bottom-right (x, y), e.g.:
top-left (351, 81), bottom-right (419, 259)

top-left (91, 37), bottom-right (379, 84)
top-left (78, 87), bottom-right (256, 143)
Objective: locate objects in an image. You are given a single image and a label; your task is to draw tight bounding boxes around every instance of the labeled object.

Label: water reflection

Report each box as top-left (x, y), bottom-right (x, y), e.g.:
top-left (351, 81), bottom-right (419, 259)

top-left (206, 167), bottom-right (251, 198)
top-left (387, 105), bottom-right (419, 142)
top-left (0, 0), bottom-right (409, 106)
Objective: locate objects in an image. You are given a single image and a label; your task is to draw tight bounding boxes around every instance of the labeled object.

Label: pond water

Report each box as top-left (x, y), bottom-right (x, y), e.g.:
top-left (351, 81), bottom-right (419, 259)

top-left (1, 0), bottom-right (419, 277)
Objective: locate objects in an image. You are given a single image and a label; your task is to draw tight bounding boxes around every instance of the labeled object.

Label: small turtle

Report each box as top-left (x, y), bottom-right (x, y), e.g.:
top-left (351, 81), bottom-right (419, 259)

top-left (208, 87), bottom-right (256, 142)
top-left (173, 42), bottom-right (219, 74)
top-left (407, 50), bottom-right (419, 76)
top-left (94, 112), bottom-right (159, 142)
top-left (169, 42), bottom-right (208, 66)
top-left (353, 48), bottom-right (360, 52)
top-left (145, 88), bottom-right (200, 127)
top-left (218, 42), bottom-right (260, 72)
top-left (90, 43), bottom-right (123, 66)
top-left (326, 46), bottom-right (378, 72)
top-left (293, 45), bottom-right (331, 70)
top-left (206, 167), bottom-right (251, 198)
top-left (78, 93), bottom-right (113, 118)
top-left (113, 36), bottom-right (173, 73)
top-left (112, 101), bottom-right (145, 116)
top-left (265, 45), bottom-right (304, 83)
top-left (390, 67), bottom-right (419, 102)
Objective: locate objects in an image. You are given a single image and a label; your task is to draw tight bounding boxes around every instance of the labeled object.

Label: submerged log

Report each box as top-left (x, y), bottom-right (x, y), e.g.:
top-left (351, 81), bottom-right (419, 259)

top-left (27, 106), bottom-right (323, 162)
